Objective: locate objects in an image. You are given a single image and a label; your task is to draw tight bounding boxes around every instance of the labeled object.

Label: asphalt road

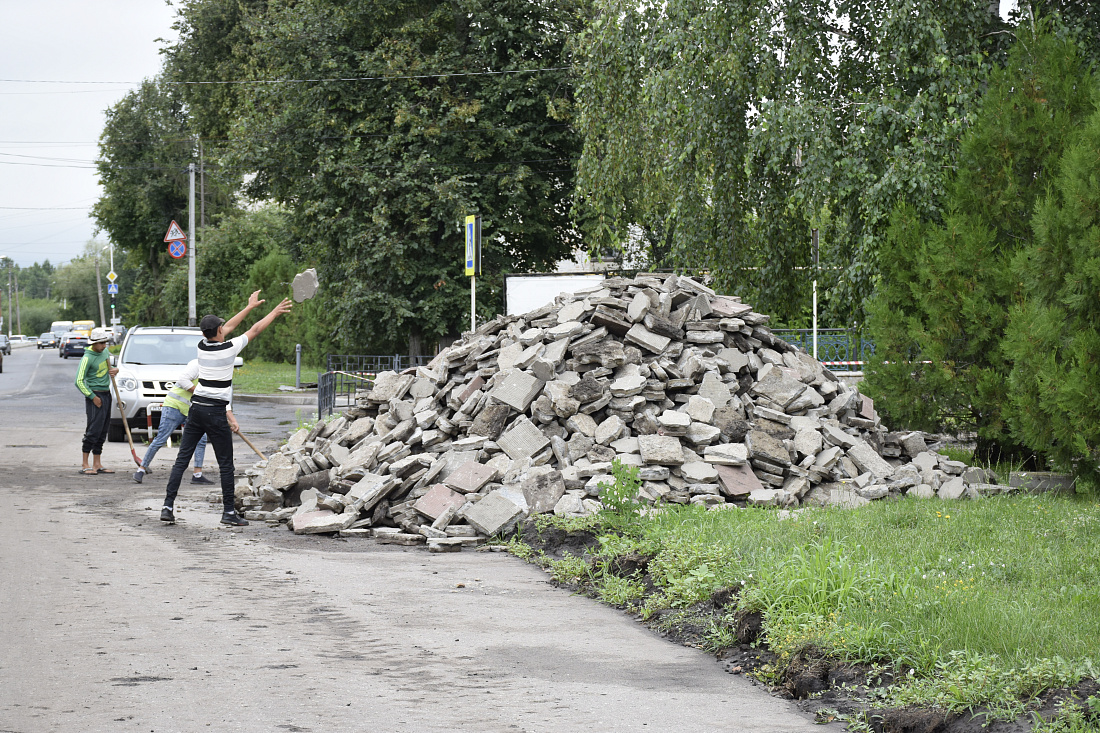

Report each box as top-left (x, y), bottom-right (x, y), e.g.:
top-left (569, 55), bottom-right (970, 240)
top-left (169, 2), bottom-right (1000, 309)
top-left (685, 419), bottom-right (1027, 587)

top-left (0, 344), bottom-right (829, 732)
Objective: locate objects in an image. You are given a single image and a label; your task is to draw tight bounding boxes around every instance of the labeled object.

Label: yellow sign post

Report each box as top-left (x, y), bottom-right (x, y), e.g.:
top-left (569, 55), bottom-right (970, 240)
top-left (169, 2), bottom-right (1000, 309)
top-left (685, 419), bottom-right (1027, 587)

top-left (464, 215), bottom-right (481, 331)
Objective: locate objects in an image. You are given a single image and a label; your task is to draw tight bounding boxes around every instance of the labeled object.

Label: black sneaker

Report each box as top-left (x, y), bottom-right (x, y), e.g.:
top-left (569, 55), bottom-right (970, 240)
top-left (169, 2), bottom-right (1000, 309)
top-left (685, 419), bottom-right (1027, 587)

top-left (160, 507), bottom-right (175, 523)
top-left (133, 470), bottom-right (145, 484)
top-left (190, 474), bottom-right (214, 485)
top-left (220, 511), bottom-right (248, 526)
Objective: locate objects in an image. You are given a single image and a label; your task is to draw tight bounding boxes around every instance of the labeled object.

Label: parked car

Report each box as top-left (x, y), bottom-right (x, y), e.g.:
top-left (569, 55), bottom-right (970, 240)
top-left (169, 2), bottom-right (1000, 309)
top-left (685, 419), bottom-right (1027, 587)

top-left (0, 335), bottom-right (10, 356)
top-left (37, 332), bottom-right (58, 348)
top-left (109, 325), bottom-right (242, 442)
top-left (60, 333), bottom-right (88, 358)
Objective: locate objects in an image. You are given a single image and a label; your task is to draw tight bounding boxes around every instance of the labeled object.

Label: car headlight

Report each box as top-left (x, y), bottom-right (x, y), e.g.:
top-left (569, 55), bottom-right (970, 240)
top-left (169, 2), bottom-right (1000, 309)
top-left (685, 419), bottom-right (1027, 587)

top-left (117, 376), bottom-right (138, 391)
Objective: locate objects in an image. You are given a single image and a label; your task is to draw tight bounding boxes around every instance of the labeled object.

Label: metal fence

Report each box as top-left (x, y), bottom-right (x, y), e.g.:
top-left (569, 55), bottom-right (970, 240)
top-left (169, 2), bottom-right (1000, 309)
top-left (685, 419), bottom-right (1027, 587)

top-left (770, 329), bottom-right (875, 370)
top-left (317, 353), bottom-right (435, 418)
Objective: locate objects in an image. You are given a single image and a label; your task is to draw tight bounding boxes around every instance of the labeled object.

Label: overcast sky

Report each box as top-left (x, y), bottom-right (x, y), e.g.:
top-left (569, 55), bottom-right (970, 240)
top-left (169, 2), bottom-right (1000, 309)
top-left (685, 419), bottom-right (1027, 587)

top-left (0, 1), bottom-right (177, 268)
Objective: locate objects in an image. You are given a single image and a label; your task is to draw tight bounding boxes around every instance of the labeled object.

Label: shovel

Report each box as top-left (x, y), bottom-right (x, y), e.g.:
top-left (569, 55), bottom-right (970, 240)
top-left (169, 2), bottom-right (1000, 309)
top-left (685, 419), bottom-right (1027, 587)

top-left (109, 372), bottom-right (143, 467)
top-left (234, 428), bottom-right (267, 461)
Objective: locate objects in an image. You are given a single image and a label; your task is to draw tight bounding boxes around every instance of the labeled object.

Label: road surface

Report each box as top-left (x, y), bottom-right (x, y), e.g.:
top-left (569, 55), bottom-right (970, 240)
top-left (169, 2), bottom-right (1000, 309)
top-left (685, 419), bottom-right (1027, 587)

top-left (0, 344), bottom-right (828, 732)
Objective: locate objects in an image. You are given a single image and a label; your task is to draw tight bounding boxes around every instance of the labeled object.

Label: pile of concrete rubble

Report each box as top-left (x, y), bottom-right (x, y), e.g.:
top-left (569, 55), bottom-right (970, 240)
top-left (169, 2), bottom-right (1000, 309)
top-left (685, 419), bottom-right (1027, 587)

top-left (233, 273), bottom-right (1007, 551)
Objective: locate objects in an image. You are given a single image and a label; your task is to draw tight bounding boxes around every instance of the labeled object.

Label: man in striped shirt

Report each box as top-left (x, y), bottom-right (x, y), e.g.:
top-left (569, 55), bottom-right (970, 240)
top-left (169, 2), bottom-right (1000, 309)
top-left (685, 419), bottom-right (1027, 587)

top-left (160, 290), bottom-right (292, 526)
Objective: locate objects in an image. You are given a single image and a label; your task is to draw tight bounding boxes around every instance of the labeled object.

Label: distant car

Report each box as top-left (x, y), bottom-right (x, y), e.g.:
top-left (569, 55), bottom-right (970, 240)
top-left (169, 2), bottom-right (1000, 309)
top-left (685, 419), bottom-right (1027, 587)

top-left (37, 332), bottom-right (58, 348)
top-left (60, 333), bottom-right (88, 358)
top-left (109, 324), bottom-right (126, 345)
top-left (0, 335), bottom-right (10, 356)
top-left (10, 335), bottom-right (28, 343)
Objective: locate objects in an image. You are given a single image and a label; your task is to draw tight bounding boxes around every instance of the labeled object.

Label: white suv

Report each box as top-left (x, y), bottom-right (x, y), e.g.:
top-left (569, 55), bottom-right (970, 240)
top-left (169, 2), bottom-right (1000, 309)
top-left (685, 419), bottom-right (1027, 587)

top-left (108, 326), bottom-right (241, 442)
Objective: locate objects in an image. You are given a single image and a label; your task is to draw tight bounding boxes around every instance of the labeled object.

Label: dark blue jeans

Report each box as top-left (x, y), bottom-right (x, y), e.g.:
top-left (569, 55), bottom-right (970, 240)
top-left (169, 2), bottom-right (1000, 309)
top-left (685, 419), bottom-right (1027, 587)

top-left (163, 401), bottom-right (235, 512)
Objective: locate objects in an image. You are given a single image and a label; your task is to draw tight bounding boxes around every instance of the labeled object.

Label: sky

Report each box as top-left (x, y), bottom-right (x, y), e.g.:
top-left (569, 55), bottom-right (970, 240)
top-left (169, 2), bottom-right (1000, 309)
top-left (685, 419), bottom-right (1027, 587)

top-left (0, 1), bottom-right (178, 268)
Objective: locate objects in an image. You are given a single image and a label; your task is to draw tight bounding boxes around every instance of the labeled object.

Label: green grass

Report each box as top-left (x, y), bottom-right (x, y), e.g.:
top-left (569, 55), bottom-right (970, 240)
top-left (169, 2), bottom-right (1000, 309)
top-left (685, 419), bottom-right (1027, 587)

top-left (521, 495), bottom-right (1100, 721)
top-left (233, 359), bottom-right (323, 394)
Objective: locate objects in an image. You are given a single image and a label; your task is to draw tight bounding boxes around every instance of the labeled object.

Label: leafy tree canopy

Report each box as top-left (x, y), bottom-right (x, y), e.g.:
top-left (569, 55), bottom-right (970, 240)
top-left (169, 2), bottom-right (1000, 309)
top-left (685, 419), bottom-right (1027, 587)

top-left (574, 0), bottom-right (1011, 328)
top-left (166, 0), bottom-right (587, 354)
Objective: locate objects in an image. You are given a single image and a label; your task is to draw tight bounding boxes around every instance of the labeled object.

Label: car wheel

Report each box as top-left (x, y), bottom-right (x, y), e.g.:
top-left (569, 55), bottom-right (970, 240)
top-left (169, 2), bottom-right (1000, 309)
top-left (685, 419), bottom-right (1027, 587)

top-left (107, 422), bottom-right (127, 443)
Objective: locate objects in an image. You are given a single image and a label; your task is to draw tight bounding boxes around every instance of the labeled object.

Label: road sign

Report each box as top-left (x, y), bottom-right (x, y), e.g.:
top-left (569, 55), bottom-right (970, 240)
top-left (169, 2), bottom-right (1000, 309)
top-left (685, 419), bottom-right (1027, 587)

top-left (164, 220), bottom-right (187, 242)
top-left (168, 240), bottom-right (186, 259)
top-left (464, 214), bottom-right (481, 276)
top-left (107, 283), bottom-right (119, 295)
top-left (106, 270), bottom-right (117, 283)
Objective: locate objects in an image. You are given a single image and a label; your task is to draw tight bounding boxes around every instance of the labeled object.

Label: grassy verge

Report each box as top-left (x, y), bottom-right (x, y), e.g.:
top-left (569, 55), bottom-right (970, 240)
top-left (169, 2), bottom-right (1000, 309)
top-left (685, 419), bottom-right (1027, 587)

top-left (234, 359), bottom-right (322, 394)
top-left (512, 492), bottom-right (1100, 729)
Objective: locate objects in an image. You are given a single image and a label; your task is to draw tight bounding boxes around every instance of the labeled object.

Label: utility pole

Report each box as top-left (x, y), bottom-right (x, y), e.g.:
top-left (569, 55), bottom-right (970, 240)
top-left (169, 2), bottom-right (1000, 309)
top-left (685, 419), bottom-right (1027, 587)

top-left (6, 260), bottom-right (12, 338)
top-left (811, 228), bottom-right (819, 360)
top-left (95, 251), bottom-right (107, 328)
top-left (188, 162), bottom-right (196, 326)
top-left (14, 269), bottom-right (21, 334)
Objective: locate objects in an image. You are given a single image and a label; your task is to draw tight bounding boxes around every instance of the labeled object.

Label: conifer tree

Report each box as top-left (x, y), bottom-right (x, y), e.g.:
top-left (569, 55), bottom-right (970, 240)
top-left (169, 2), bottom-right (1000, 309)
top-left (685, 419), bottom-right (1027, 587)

top-left (1004, 103), bottom-right (1100, 483)
top-left (863, 23), bottom-right (1093, 459)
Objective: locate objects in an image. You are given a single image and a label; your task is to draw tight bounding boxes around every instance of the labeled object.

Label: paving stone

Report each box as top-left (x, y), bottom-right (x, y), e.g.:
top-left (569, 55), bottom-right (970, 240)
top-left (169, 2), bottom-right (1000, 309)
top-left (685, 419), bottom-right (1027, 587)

top-left (444, 460), bottom-right (498, 493)
top-left (697, 372), bottom-right (731, 409)
top-left (638, 434), bottom-right (685, 465)
top-left (846, 439), bottom-right (894, 480)
top-left (624, 323), bottom-right (671, 354)
top-left (703, 443), bottom-right (748, 466)
top-left (522, 467), bottom-right (567, 514)
top-left (292, 267), bottom-right (320, 302)
top-left (497, 416), bottom-right (551, 460)
top-left (681, 461), bottom-right (719, 483)
top-left (488, 369), bottom-right (544, 412)
top-left (413, 483), bottom-right (467, 521)
top-left (684, 395), bottom-right (716, 424)
top-left (368, 371), bottom-right (414, 402)
top-left (716, 463), bottom-right (763, 497)
top-left (595, 415), bottom-right (626, 446)
top-left (462, 490), bottom-right (525, 536)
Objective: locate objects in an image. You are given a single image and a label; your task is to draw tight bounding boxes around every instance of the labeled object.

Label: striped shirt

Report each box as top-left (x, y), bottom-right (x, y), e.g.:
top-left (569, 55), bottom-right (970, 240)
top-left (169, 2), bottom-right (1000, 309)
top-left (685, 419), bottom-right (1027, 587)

top-left (193, 334), bottom-right (248, 404)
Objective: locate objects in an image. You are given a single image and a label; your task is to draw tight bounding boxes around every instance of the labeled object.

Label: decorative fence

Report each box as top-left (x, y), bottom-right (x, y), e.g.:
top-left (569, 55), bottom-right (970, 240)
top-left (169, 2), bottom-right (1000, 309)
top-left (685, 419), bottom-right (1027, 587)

top-left (317, 353), bottom-right (434, 418)
top-left (769, 329), bottom-right (875, 371)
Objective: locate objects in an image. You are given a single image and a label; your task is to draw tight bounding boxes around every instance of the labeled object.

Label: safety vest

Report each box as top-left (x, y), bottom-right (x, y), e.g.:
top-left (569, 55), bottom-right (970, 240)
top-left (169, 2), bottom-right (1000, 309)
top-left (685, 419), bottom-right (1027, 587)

top-left (163, 384), bottom-right (193, 416)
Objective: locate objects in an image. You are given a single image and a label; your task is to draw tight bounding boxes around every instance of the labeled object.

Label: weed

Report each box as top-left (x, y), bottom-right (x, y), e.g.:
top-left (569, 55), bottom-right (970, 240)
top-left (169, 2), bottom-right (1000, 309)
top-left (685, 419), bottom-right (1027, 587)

top-left (597, 460), bottom-right (643, 532)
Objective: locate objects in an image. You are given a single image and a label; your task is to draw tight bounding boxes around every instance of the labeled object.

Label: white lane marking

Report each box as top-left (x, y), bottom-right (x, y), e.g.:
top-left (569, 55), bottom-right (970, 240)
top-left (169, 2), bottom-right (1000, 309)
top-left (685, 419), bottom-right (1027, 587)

top-left (15, 348), bottom-right (46, 395)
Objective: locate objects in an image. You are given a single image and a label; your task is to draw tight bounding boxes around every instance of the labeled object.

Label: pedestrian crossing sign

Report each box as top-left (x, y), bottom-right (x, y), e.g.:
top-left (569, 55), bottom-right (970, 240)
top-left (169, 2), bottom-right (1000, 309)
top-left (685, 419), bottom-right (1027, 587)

top-left (464, 215), bottom-right (481, 276)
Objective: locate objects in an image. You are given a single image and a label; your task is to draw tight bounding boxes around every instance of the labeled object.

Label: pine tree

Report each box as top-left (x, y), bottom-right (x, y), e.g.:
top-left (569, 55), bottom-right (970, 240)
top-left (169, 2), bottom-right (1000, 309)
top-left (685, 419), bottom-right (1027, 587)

top-left (864, 23), bottom-right (1093, 459)
top-left (1004, 103), bottom-right (1100, 483)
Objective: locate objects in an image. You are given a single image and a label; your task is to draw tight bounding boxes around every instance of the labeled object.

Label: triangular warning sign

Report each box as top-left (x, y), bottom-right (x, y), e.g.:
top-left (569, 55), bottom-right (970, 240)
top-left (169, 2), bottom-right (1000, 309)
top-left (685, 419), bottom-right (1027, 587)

top-left (164, 220), bottom-right (187, 242)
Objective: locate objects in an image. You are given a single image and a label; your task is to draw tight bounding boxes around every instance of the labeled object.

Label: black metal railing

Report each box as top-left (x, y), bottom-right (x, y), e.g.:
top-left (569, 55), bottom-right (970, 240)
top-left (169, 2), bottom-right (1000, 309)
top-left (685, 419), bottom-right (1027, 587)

top-left (317, 353), bottom-right (435, 417)
top-left (770, 328), bottom-right (875, 370)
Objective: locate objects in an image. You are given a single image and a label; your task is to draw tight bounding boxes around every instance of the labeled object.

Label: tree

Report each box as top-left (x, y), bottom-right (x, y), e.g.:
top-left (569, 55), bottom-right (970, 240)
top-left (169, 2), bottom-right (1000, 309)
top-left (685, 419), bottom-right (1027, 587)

top-left (573, 0), bottom-right (1007, 328)
top-left (863, 22), bottom-right (1094, 457)
top-left (1003, 99), bottom-right (1100, 483)
top-left (168, 0), bottom-right (587, 354)
top-left (93, 79), bottom-right (239, 325)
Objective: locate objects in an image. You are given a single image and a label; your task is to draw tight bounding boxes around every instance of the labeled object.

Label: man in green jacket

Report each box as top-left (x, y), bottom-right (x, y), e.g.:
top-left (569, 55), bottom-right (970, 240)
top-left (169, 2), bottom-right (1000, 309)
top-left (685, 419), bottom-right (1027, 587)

top-left (75, 328), bottom-right (119, 475)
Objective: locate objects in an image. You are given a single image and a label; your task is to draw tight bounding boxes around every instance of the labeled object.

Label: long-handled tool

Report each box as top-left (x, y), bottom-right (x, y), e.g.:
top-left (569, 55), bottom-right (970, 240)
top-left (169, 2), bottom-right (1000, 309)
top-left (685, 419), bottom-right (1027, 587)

top-left (234, 430), bottom-right (267, 461)
top-left (109, 372), bottom-right (143, 467)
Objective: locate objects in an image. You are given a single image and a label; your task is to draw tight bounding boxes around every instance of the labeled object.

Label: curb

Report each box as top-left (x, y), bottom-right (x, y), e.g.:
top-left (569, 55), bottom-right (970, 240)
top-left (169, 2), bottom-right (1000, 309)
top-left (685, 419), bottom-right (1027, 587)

top-left (235, 392), bottom-right (317, 405)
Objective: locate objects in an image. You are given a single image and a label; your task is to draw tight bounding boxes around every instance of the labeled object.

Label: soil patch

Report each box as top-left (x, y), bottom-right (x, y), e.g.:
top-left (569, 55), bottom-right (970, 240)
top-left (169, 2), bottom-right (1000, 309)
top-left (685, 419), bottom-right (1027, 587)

top-left (514, 523), bottom-right (1099, 733)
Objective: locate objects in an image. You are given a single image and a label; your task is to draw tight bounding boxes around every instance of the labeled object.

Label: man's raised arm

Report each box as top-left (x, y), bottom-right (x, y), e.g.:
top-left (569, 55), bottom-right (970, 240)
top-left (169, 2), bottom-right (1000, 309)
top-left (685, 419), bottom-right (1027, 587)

top-left (245, 298), bottom-right (294, 342)
top-left (220, 290), bottom-right (265, 339)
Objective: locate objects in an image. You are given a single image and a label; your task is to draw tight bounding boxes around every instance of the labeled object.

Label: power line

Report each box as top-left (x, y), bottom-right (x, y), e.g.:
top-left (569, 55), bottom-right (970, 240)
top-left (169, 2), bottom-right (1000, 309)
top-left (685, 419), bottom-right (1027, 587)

top-left (0, 66), bottom-right (573, 86)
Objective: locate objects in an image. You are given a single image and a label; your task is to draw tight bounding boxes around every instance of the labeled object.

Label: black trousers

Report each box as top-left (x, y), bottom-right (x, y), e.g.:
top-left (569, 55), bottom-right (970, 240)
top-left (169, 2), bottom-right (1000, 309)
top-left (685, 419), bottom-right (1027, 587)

top-left (81, 391), bottom-right (112, 455)
top-left (163, 401), bottom-right (235, 512)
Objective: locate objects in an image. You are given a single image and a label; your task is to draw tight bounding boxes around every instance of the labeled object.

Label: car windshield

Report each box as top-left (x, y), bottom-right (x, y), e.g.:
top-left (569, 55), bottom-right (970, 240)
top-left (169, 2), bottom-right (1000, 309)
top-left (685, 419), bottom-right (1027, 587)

top-left (40, 333), bottom-right (51, 338)
top-left (122, 333), bottom-right (202, 365)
